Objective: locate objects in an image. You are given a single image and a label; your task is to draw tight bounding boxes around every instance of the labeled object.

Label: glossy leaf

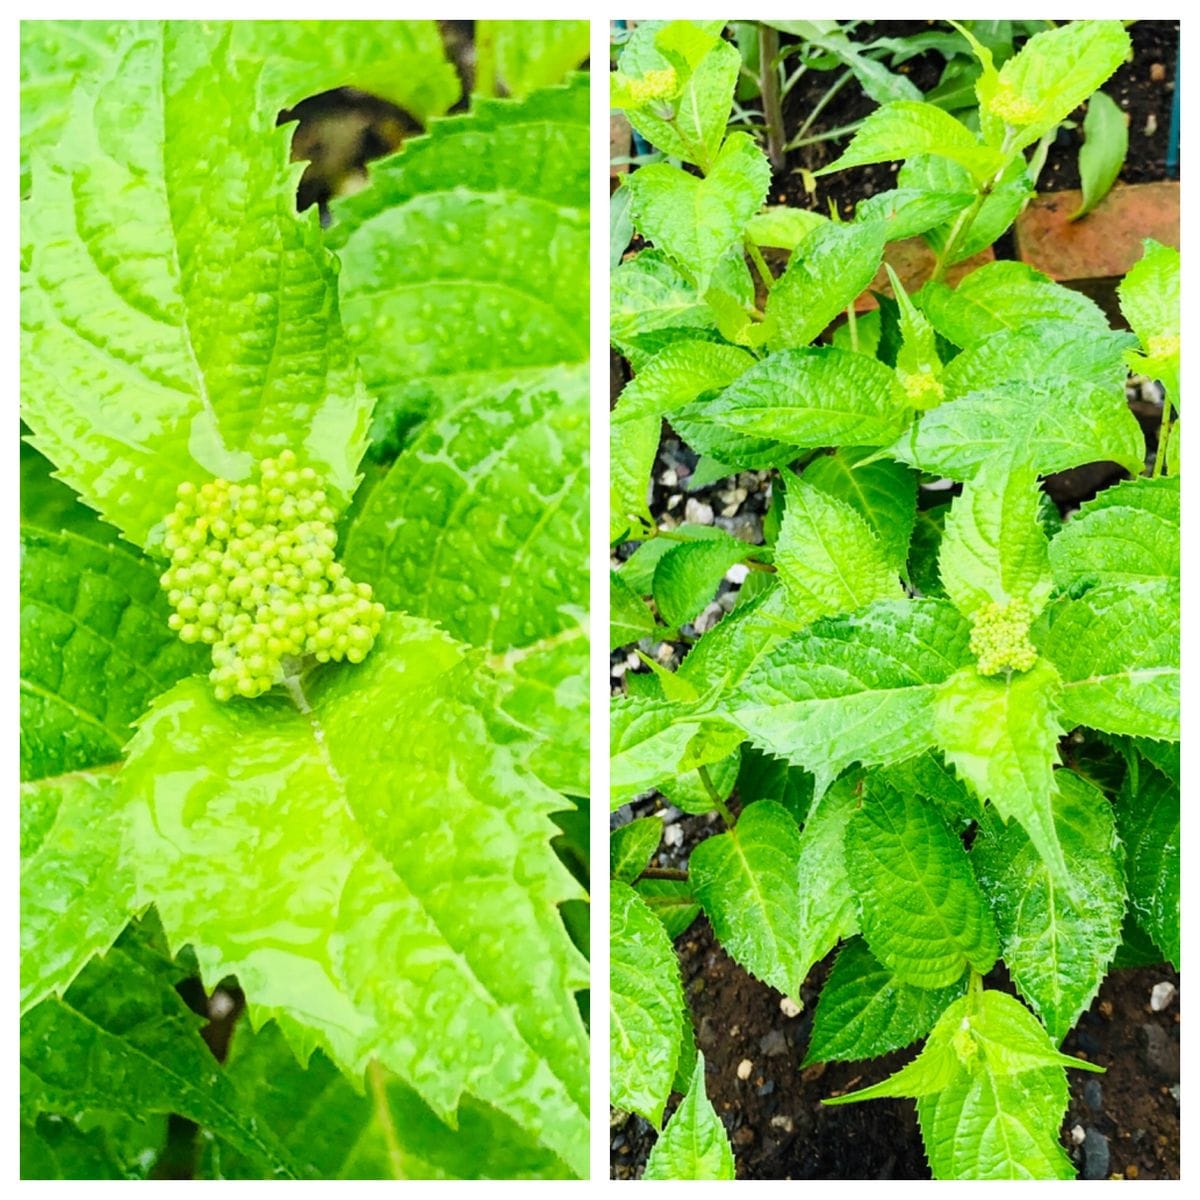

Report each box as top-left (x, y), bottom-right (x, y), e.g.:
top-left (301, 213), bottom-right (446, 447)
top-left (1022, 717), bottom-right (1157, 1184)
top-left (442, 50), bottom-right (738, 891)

top-left (934, 662), bottom-right (1067, 881)
top-left (611, 881), bottom-right (686, 1127)
top-left (855, 188), bottom-right (974, 243)
top-left (1049, 475), bottom-right (1179, 589)
top-left (764, 220), bottom-right (888, 349)
top-left (653, 533), bottom-right (759, 627)
top-left (611, 412), bottom-right (662, 542)
top-left (1070, 90), bottom-right (1128, 220)
top-left (21, 23), bottom-right (374, 547)
top-left (730, 600), bottom-right (971, 791)
top-left (1041, 581), bottom-right (1180, 741)
top-left (119, 616), bottom-right (589, 1176)
top-left (1119, 238), bottom-right (1180, 403)
top-left (611, 252), bottom-right (716, 370)
top-left (973, 770), bottom-right (1125, 1042)
top-left (612, 571), bottom-right (657, 650)
top-left (690, 801), bottom-right (805, 1001)
top-left (624, 133), bottom-right (770, 292)
top-left (805, 937), bottom-right (966, 1064)
top-left (20, 526), bottom-right (207, 782)
top-left (20, 768), bottom-right (131, 1015)
top-left (847, 779), bottom-right (998, 988)
top-left (1115, 763), bottom-right (1179, 968)
top-left (331, 77), bottom-right (589, 446)
top-left (200, 1019), bottom-right (568, 1180)
top-left (476, 19), bottom-right (589, 98)
top-left (611, 817), bottom-right (664, 884)
top-left (643, 1053), bottom-right (735, 1180)
top-left (615, 340), bottom-right (755, 422)
top-left (773, 475), bottom-right (902, 628)
top-left (635, 879), bottom-right (702, 941)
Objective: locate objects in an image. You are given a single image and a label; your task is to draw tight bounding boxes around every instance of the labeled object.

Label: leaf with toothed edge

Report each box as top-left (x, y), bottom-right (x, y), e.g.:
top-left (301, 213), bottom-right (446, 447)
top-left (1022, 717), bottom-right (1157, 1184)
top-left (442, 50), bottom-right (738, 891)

top-left (1115, 763), bottom-right (1179, 968)
top-left (119, 614), bottom-right (589, 1177)
top-left (21, 22), bottom-right (375, 549)
top-left (643, 1053), bottom-right (735, 1180)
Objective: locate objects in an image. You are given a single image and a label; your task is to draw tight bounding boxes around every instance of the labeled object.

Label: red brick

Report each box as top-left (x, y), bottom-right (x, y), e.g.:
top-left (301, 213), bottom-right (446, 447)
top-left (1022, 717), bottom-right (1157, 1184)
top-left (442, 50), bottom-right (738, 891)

top-left (1015, 181), bottom-right (1180, 281)
top-left (854, 238), bottom-right (994, 312)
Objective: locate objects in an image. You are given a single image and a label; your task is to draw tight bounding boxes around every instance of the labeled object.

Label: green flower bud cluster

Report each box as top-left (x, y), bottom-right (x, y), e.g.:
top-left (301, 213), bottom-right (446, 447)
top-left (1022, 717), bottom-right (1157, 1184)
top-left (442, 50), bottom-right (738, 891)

top-left (969, 598), bottom-right (1038, 676)
top-left (160, 451), bottom-right (385, 702)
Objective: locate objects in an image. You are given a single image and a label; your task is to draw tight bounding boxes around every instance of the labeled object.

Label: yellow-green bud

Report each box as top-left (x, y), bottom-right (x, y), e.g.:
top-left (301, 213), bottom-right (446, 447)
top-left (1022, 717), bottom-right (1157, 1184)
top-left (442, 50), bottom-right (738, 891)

top-left (969, 599), bottom-right (1038, 676)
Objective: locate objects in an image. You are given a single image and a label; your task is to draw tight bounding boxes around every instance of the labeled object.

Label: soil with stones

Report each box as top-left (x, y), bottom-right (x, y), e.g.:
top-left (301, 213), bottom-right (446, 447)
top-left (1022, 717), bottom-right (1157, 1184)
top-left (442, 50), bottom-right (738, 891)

top-left (774, 20), bottom-right (1178, 216)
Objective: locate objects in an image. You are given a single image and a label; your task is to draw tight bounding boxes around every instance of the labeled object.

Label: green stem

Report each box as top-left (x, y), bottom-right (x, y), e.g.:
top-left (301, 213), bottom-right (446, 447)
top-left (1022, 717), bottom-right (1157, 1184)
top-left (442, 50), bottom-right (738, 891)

top-left (473, 23), bottom-right (498, 98)
top-left (637, 865), bottom-right (689, 882)
top-left (930, 186), bottom-right (991, 284)
top-left (1152, 405), bottom-right (1175, 477)
top-left (793, 68), bottom-right (853, 144)
top-left (698, 764), bottom-right (736, 827)
top-left (746, 237), bottom-right (776, 293)
top-left (758, 24), bottom-right (786, 172)
top-left (846, 301), bottom-right (859, 353)
top-left (784, 118), bottom-right (865, 152)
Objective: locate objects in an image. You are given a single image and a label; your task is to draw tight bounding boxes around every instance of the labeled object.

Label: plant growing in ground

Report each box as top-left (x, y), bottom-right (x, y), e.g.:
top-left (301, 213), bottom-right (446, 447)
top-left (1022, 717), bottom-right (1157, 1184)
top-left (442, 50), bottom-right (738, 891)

top-left (610, 18), bottom-right (1178, 1180)
top-left (21, 19), bottom-right (589, 1179)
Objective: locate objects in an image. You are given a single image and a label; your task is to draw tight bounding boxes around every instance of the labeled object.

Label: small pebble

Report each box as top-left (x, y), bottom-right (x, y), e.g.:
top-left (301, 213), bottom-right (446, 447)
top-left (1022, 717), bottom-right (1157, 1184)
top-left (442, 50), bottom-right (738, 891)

top-left (770, 1115), bottom-right (794, 1133)
top-left (756, 1079), bottom-right (776, 1097)
top-left (1071, 1125), bottom-right (1087, 1145)
top-left (759, 1028), bottom-right (788, 1057)
top-left (1150, 981), bottom-right (1177, 1012)
top-left (725, 562), bottom-right (750, 585)
top-left (732, 1125), bottom-right (755, 1149)
top-left (736, 1059), bottom-right (753, 1081)
top-left (1150, 61), bottom-right (1167, 82)
top-left (685, 498), bottom-right (714, 525)
top-left (1083, 1079), bottom-right (1103, 1112)
top-left (1082, 1129), bottom-right (1111, 1180)
top-left (662, 823), bottom-right (684, 848)
top-left (659, 805), bottom-right (682, 825)
top-left (660, 468), bottom-right (678, 488)
top-left (666, 493), bottom-right (681, 510)
top-left (1144, 113), bottom-right (1158, 137)
top-left (693, 601), bottom-right (725, 634)
top-left (779, 997), bottom-right (802, 1019)
top-left (208, 989), bottom-right (235, 1019)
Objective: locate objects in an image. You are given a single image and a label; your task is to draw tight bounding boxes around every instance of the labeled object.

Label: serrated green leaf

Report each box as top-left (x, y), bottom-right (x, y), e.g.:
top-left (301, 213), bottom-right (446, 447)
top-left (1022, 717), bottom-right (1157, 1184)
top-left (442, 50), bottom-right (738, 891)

top-left (804, 449), bottom-right (918, 572)
top-left (653, 535), bottom-right (759, 627)
top-left (612, 817), bottom-right (664, 885)
top-left (612, 571), bottom-right (657, 650)
top-left (918, 262), bottom-right (1110, 350)
top-left (934, 661), bottom-right (1067, 881)
top-left (829, 989), bottom-right (1097, 1179)
top-left (764, 220), bottom-right (888, 350)
top-left (1119, 239), bottom-right (1180, 403)
top-left (1070, 90), bottom-right (1127, 220)
top-left (887, 378), bottom-right (1145, 480)
top-left (735, 745), bottom-right (814, 825)
top-left (778, 778), bottom-right (859, 995)
top-left (616, 340), bottom-right (755, 423)
top-left (20, 527), bottom-right (207, 782)
top-left (730, 600), bottom-right (971, 790)
top-left (331, 77), bottom-right (588, 446)
top-left (343, 367), bottom-right (587, 654)
top-left (611, 251), bottom-right (717, 370)
top-left (635, 879), bottom-right (702, 941)
top-left (877, 751), bottom-right (981, 825)
top-left (492, 629), bottom-right (589, 797)
top-left (200, 1019), bottom-right (568, 1180)
top-left (20, 438), bottom-right (119, 546)
top-left (696, 346), bottom-right (909, 449)
top-left (20, 768), bottom-right (131, 1015)
top-left (21, 23), bottom-right (374, 547)
top-left (817, 100), bottom-right (1002, 183)
top-left (847, 779), bottom-right (997, 988)
top-left (611, 880), bottom-right (686, 1127)
top-left (938, 457), bottom-right (1053, 618)
top-left (611, 697), bottom-right (704, 808)
top-left (939, 322), bottom-right (1135, 401)
top-left (120, 615), bottom-right (588, 1176)
top-left (611, 412), bottom-right (661, 542)
top-left (643, 1053), bottom-right (735, 1180)
top-left (476, 20), bottom-right (589, 99)
top-left (624, 133), bottom-right (770, 293)
top-left (908, 502), bottom-right (949, 598)
top-left (806, 937), bottom-right (966, 1064)
top-left (615, 22), bottom-right (740, 172)
top-left (1115, 763), bottom-right (1179, 968)
top-left (973, 770), bottom-right (1125, 1041)
top-left (746, 205), bottom-right (828, 250)
top-left (1049, 475), bottom-right (1179, 589)
top-left (854, 188), bottom-right (974, 242)
top-left (1041, 581), bottom-right (1179, 741)
top-left (21, 1114), bottom-right (135, 1180)
top-left (773, 476), bottom-right (902, 628)
top-left (21, 923), bottom-right (296, 1177)
top-left (983, 21), bottom-right (1129, 157)
top-left (690, 801), bottom-right (805, 1000)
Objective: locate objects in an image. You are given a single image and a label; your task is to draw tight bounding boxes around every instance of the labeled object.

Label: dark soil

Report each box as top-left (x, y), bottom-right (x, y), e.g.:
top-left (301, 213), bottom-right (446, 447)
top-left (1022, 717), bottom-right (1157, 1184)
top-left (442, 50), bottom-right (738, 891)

top-left (776, 20), bottom-right (1179, 216)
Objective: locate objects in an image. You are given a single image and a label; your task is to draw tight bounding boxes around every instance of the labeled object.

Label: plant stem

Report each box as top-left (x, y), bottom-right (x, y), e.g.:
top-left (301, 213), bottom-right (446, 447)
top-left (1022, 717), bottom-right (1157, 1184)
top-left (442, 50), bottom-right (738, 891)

top-left (759, 24), bottom-right (786, 172)
top-left (746, 237), bottom-right (776, 293)
top-left (792, 68), bottom-right (853, 145)
top-left (846, 301), bottom-right (859, 353)
top-left (784, 118), bottom-right (865, 152)
top-left (1152, 405), bottom-right (1175, 477)
top-left (745, 558), bottom-right (776, 573)
top-left (929, 186), bottom-right (990, 283)
top-left (637, 865), bottom-right (689, 882)
top-left (698, 764), bottom-right (737, 827)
